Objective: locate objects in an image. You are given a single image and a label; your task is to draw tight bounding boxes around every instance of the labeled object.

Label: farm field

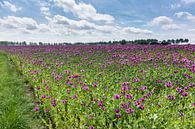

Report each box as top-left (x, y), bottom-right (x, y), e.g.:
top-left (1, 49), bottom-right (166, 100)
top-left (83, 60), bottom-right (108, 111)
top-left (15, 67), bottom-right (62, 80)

top-left (0, 45), bottom-right (195, 129)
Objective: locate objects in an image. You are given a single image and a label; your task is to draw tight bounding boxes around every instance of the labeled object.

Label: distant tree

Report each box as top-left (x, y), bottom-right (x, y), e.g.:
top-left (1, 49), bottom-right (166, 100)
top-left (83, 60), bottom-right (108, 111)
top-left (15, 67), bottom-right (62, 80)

top-left (21, 41), bottom-right (27, 46)
top-left (176, 39), bottom-right (180, 44)
top-left (184, 39), bottom-right (189, 43)
top-left (161, 40), bottom-right (166, 45)
top-left (179, 38), bottom-right (184, 43)
top-left (108, 41), bottom-right (112, 44)
top-left (120, 40), bottom-right (127, 45)
top-left (147, 39), bottom-right (158, 43)
top-left (134, 39), bottom-right (149, 45)
top-left (161, 40), bottom-right (171, 45)
top-left (148, 39), bottom-right (159, 45)
top-left (171, 39), bottom-right (175, 44)
top-left (113, 41), bottom-right (118, 44)
top-left (162, 40), bottom-right (166, 43)
top-left (167, 39), bottom-right (171, 43)
top-left (39, 42), bottom-right (43, 45)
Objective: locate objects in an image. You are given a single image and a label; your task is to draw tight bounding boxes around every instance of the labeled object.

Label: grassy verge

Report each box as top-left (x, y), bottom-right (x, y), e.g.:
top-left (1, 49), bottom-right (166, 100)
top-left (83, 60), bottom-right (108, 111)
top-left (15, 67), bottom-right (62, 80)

top-left (0, 53), bottom-right (43, 129)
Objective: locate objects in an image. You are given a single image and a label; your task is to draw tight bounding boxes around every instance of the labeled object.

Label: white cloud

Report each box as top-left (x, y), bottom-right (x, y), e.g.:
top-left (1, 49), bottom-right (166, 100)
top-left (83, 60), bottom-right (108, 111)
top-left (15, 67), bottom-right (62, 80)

top-left (181, 0), bottom-right (195, 4)
top-left (0, 16), bottom-right (38, 30)
top-left (171, 3), bottom-right (181, 9)
top-left (53, 0), bottom-right (114, 23)
top-left (0, 1), bottom-right (21, 12)
top-left (50, 15), bottom-right (112, 34)
top-left (149, 16), bottom-right (180, 30)
top-left (175, 12), bottom-right (195, 22)
top-left (188, 29), bottom-right (195, 32)
top-left (149, 16), bottom-right (173, 26)
top-left (0, 0), bottom-right (153, 42)
top-left (0, 14), bottom-right (153, 41)
top-left (123, 27), bottom-right (152, 34)
top-left (38, 1), bottom-right (51, 17)
top-left (40, 6), bottom-right (51, 16)
top-left (49, 15), bottom-right (152, 35)
top-left (161, 24), bottom-right (181, 30)
top-left (171, 0), bottom-right (195, 9)
top-left (38, 24), bottom-right (51, 33)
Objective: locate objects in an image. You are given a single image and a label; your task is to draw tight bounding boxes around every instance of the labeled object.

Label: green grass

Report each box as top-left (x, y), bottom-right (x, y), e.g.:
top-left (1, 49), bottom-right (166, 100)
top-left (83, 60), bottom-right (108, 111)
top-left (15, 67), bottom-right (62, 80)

top-left (0, 53), bottom-right (43, 129)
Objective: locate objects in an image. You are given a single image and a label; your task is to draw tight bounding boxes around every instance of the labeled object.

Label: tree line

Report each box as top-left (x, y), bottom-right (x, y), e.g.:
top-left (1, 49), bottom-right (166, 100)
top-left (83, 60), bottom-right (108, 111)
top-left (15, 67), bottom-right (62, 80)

top-left (0, 38), bottom-right (189, 46)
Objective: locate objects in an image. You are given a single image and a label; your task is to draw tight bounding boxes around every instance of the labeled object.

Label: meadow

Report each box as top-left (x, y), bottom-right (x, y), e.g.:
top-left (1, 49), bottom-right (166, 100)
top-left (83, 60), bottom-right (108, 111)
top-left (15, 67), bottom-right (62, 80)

top-left (0, 45), bottom-right (195, 129)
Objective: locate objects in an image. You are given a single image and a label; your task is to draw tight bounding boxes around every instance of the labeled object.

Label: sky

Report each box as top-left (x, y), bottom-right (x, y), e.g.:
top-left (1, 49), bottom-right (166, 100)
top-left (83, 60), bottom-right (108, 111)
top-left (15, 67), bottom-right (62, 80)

top-left (0, 0), bottom-right (195, 43)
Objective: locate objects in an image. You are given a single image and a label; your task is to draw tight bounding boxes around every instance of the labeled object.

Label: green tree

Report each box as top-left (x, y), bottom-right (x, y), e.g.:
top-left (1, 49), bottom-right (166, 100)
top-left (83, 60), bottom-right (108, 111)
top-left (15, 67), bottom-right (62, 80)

top-left (184, 39), bottom-right (189, 43)
top-left (179, 38), bottom-right (184, 43)
top-left (120, 40), bottom-right (127, 45)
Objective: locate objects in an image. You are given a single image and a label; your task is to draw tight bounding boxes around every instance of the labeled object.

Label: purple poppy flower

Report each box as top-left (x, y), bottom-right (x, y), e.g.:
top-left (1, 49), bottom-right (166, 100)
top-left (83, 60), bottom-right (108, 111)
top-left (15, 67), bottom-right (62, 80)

top-left (121, 85), bottom-right (130, 91)
top-left (61, 99), bottom-right (67, 104)
top-left (35, 100), bottom-right (40, 105)
top-left (174, 70), bottom-right (179, 73)
top-left (167, 95), bottom-right (176, 100)
top-left (88, 114), bottom-right (93, 119)
top-left (51, 98), bottom-right (57, 107)
top-left (98, 101), bottom-right (103, 107)
top-left (45, 108), bottom-right (50, 113)
top-left (139, 98), bottom-right (145, 102)
top-left (134, 100), bottom-right (140, 106)
top-left (133, 78), bottom-right (140, 82)
top-left (45, 86), bottom-right (50, 90)
top-left (72, 95), bottom-right (77, 99)
top-left (34, 107), bottom-right (39, 112)
top-left (156, 80), bottom-right (161, 84)
top-left (47, 96), bottom-right (51, 99)
top-left (115, 113), bottom-right (122, 119)
top-left (82, 86), bottom-right (89, 91)
top-left (184, 86), bottom-right (189, 90)
top-left (88, 61), bottom-right (92, 65)
top-left (144, 92), bottom-right (153, 98)
top-left (101, 106), bottom-right (105, 110)
top-left (165, 81), bottom-right (173, 88)
top-left (191, 64), bottom-right (195, 73)
top-left (138, 104), bottom-right (144, 110)
top-left (181, 92), bottom-right (188, 97)
top-left (114, 109), bottom-right (120, 113)
top-left (114, 94), bottom-right (120, 99)
top-left (41, 95), bottom-right (46, 99)
top-left (122, 82), bottom-right (130, 86)
top-left (36, 86), bottom-right (40, 90)
top-left (64, 70), bottom-right (71, 74)
top-left (121, 103), bottom-right (129, 109)
top-left (176, 87), bottom-right (183, 94)
top-left (89, 126), bottom-right (95, 129)
top-left (71, 74), bottom-right (80, 79)
top-left (72, 85), bottom-right (77, 88)
top-left (126, 94), bottom-right (133, 99)
top-left (92, 83), bottom-right (97, 88)
top-left (125, 108), bottom-right (134, 114)
top-left (140, 86), bottom-right (147, 91)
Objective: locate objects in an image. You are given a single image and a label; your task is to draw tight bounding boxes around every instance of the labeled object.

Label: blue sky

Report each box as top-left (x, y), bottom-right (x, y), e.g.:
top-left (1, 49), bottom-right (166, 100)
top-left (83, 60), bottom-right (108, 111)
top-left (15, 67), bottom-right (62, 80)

top-left (0, 0), bottom-right (195, 43)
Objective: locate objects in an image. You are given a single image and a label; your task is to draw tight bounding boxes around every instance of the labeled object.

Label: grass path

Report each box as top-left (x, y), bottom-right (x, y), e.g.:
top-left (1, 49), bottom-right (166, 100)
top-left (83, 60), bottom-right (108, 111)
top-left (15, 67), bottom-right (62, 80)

top-left (0, 53), bottom-right (42, 129)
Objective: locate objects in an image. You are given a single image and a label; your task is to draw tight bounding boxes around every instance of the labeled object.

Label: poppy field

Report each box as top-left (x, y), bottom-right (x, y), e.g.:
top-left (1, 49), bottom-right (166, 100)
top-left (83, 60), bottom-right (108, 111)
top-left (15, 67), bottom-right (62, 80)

top-left (1, 45), bottom-right (195, 129)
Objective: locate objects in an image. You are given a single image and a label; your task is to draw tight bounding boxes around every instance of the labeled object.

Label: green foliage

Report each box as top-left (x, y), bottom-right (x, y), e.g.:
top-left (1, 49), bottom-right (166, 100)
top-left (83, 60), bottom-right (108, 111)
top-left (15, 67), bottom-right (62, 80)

top-left (0, 53), bottom-right (43, 129)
